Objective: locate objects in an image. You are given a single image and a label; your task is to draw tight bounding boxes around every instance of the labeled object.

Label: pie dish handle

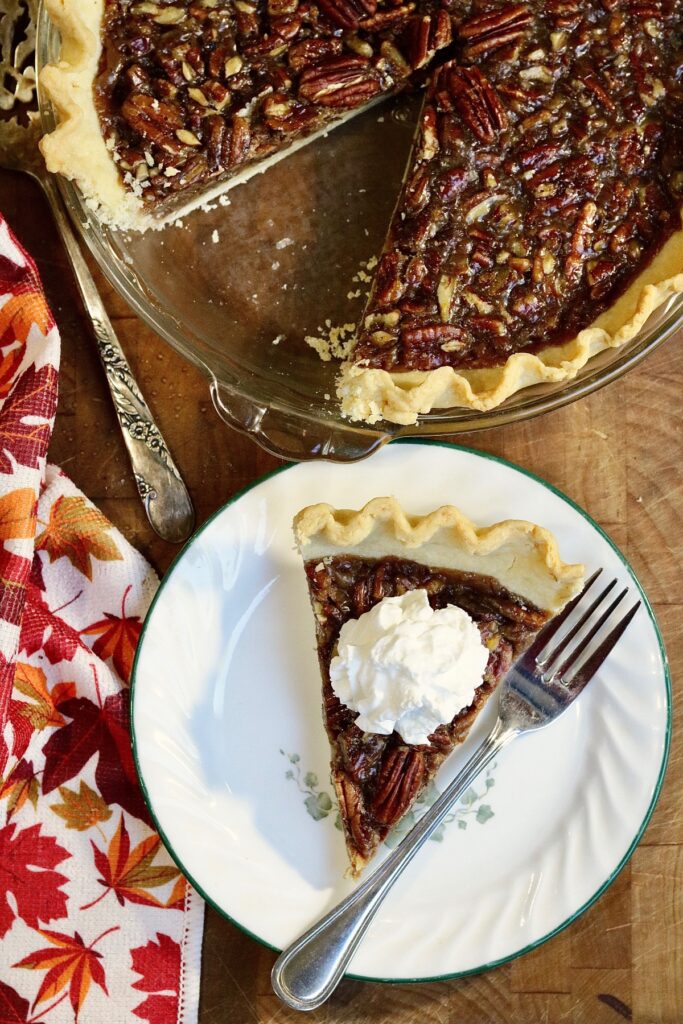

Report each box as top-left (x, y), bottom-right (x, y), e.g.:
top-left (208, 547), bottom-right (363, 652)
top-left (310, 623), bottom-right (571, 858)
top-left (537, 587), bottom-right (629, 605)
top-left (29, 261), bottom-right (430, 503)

top-left (210, 379), bottom-right (390, 463)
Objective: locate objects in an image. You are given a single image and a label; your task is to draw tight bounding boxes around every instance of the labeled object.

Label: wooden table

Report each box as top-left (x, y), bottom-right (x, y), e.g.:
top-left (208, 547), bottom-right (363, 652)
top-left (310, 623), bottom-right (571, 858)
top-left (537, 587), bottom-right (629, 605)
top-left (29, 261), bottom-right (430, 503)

top-left (3, 172), bottom-right (681, 1024)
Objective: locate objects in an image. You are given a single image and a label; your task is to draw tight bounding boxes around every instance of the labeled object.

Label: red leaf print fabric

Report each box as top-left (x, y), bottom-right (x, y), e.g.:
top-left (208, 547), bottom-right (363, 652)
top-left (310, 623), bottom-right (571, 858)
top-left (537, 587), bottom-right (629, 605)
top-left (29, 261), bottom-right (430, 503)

top-left (0, 217), bottom-right (203, 1023)
top-left (0, 551), bottom-right (31, 630)
top-left (87, 816), bottom-right (179, 910)
top-left (20, 586), bottom-right (82, 665)
top-left (131, 935), bottom-right (181, 1024)
top-left (82, 586), bottom-right (142, 685)
top-left (0, 978), bottom-right (42, 1024)
top-left (0, 364), bottom-right (58, 476)
top-left (0, 824), bottom-right (70, 938)
top-left (42, 694), bottom-right (152, 826)
top-left (13, 927), bottom-right (111, 1017)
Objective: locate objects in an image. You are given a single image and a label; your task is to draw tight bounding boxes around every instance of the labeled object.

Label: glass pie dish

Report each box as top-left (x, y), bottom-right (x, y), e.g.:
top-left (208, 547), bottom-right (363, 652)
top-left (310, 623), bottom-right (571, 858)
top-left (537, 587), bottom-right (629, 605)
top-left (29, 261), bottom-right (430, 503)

top-left (36, 3), bottom-right (683, 463)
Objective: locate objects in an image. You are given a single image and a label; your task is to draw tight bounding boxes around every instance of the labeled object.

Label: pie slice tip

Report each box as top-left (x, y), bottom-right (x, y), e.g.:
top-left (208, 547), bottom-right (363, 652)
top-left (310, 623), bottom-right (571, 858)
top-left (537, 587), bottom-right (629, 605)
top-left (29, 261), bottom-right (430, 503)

top-left (295, 496), bottom-right (585, 875)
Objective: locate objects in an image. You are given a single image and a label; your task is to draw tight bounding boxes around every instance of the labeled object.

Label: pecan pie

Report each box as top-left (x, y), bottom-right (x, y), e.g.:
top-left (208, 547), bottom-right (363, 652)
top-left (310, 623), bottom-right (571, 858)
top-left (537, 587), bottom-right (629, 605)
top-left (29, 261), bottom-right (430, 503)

top-left (39, 0), bottom-right (452, 229)
top-left (338, 0), bottom-right (683, 421)
top-left (294, 497), bottom-right (584, 874)
top-left (40, 0), bottom-right (683, 416)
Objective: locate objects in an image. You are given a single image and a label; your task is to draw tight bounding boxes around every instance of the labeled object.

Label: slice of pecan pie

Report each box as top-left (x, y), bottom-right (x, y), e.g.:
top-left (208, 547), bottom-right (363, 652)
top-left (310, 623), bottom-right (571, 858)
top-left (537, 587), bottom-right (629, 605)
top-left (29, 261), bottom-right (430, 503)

top-left (339, 1), bottom-right (683, 422)
top-left (294, 496), bottom-right (583, 874)
top-left (39, 0), bottom-right (452, 229)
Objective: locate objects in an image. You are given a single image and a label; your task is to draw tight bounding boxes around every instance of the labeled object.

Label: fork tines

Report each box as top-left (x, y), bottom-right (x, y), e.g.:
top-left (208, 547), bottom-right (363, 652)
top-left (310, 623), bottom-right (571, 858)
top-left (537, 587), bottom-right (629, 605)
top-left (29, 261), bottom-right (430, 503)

top-left (528, 569), bottom-right (640, 692)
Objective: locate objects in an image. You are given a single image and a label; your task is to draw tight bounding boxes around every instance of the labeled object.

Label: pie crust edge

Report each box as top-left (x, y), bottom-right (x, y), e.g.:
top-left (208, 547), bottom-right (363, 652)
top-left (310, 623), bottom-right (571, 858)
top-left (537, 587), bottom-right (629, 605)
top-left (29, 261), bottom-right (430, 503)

top-left (338, 228), bottom-right (683, 424)
top-left (38, 0), bottom-right (153, 231)
top-left (294, 495), bottom-right (585, 613)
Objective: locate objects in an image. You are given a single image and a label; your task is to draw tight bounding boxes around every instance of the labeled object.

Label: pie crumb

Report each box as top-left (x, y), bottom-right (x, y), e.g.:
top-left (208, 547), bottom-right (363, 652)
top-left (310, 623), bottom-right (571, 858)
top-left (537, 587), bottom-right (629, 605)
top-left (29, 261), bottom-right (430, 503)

top-left (352, 254), bottom-right (378, 284)
top-left (305, 322), bottom-right (357, 362)
top-left (211, 229), bottom-right (219, 243)
top-left (276, 237), bottom-right (294, 250)
top-left (272, 334), bottom-right (285, 345)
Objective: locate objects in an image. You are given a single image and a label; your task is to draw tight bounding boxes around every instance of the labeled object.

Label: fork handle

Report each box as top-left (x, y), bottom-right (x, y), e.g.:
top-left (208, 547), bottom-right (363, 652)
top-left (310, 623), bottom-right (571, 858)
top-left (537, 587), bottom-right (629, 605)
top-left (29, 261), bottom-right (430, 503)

top-left (39, 174), bottom-right (195, 544)
top-left (271, 719), bottom-right (516, 1011)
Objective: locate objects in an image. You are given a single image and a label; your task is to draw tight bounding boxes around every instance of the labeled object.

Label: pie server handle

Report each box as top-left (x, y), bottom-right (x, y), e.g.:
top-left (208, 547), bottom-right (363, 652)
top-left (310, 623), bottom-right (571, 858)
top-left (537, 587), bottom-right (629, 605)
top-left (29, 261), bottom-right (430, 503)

top-left (271, 720), bottom-right (515, 1011)
top-left (40, 173), bottom-right (196, 544)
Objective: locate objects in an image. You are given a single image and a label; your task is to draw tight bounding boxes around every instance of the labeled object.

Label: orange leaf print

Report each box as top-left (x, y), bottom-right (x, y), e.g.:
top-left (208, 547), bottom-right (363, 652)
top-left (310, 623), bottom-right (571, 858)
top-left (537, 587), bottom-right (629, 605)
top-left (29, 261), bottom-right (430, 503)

top-left (84, 817), bottom-right (180, 911)
top-left (13, 925), bottom-right (114, 1018)
top-left (82, 585), bottom-right (142, 684)
top-left (49, 782), bottom-right (112, 832)
top-left (0, 291), bottom-right (52, 346)
top-left (35, 496), bottom-right (122, 580)
top-left (0, 759), bottom-right (39, 819)
top-left (0, 291), bottom-right (51, 399)
top-left (0, 488), bottom-right (35, 541)
top-left (166, 875), bottom-right (188, 909)
top-left (0, 345), bottom-right (25, 400)
top-left (13, 662), bottom-right (75, 731)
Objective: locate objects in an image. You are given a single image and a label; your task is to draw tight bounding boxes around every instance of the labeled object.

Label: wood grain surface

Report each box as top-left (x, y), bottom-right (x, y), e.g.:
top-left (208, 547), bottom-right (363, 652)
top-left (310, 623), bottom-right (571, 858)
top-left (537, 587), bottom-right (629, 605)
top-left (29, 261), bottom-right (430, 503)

top-left (2, 171), bottom-right (681, 1024)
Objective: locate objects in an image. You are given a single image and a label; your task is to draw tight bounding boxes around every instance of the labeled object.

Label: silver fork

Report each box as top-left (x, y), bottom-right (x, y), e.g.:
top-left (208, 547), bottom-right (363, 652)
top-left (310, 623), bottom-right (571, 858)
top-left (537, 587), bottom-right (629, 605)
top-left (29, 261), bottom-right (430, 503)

top-left (0, 1), bottom-right (194, 543)
top-left (272, 569), bottom-right (640, 1011)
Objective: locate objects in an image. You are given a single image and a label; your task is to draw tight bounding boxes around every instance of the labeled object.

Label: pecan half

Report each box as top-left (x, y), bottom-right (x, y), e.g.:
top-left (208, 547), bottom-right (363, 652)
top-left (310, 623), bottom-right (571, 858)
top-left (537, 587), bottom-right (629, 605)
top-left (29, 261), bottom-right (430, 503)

top-left (360, 4), bottom-right (414, 33)
top-left (338, 730), bottom-right (388, 785)
top-left (402, 323), bottom-right (467, 347)
top-left (440, 66), bottom-right (508, 144)
top-left (407, 9), bottom-right (452, 69)
top-left (565, 200), bottom-right (598, 282)
top-left (372, 251), bottom-right (408, 305)
top-left (316, 0), bottom-right (376, 30)
top-left (121, 94), bottom-right (185, 152)
top-left (288, 37), bottom-right (343, 71)
top-left (336, 773), bottom-right (372, 857)
top-left (371, 746), bottom-right (425, 826)
top-left (458, 4), bottom-right (533, 59)
top-left (325, 691), bottom-right (356, 736)
top-left (298, 55), bottom-right (382, 107)
top-left (204, 112), bottom-right (252, 169)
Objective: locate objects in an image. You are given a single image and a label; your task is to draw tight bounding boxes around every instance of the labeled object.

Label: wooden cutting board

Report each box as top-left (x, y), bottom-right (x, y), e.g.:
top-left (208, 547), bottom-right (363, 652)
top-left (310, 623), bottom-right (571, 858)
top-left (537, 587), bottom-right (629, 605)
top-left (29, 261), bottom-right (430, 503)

top-left (3, 172), bottom-right (681, 1024)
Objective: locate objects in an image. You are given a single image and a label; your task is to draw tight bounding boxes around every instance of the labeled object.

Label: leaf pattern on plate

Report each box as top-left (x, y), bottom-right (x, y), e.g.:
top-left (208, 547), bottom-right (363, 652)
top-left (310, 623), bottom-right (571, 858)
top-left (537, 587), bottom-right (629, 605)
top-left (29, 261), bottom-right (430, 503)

top-left (280, 750), bottom-right (342, 829)
top-left (383, 767), bottom-right (496, 848)
top-left (281, 749), bottom-right (495, 844)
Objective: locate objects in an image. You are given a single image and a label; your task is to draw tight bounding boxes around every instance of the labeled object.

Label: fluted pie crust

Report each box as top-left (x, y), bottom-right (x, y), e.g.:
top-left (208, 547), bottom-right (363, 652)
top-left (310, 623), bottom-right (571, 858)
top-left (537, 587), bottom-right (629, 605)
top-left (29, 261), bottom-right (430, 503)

top-left (295, 497), bottom-right (584, 873)
top-left (338, 234), bottom-right (683, 424)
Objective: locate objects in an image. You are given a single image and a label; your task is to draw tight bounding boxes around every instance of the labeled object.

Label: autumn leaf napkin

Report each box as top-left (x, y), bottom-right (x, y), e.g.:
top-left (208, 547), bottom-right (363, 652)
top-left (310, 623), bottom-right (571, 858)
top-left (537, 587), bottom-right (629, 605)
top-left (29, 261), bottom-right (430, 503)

top-left (0, 216), bottom-right (204, 1023)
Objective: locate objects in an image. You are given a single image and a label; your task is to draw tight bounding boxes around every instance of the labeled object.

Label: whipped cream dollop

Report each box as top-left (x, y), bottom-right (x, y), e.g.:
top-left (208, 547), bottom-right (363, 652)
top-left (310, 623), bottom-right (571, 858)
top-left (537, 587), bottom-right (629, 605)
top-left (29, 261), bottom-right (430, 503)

top-left (330, 589), bottom-right (489, 745)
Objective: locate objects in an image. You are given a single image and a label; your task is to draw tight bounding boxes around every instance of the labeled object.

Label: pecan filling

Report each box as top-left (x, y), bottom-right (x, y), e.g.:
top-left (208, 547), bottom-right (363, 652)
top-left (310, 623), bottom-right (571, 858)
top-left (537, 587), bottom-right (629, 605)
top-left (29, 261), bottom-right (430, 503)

top-left (305, 554), bottom-right (549, 860)
top-left (94, 0), bottom-right (452, 207)
top-left (353, 0), bottom-right (683, 370)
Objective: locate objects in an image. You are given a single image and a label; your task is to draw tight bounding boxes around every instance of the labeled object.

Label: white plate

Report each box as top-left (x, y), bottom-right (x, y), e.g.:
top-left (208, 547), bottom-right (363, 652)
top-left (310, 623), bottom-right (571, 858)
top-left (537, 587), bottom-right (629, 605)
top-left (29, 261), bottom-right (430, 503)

top-left (131, 441), bottom-right (670, 981)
